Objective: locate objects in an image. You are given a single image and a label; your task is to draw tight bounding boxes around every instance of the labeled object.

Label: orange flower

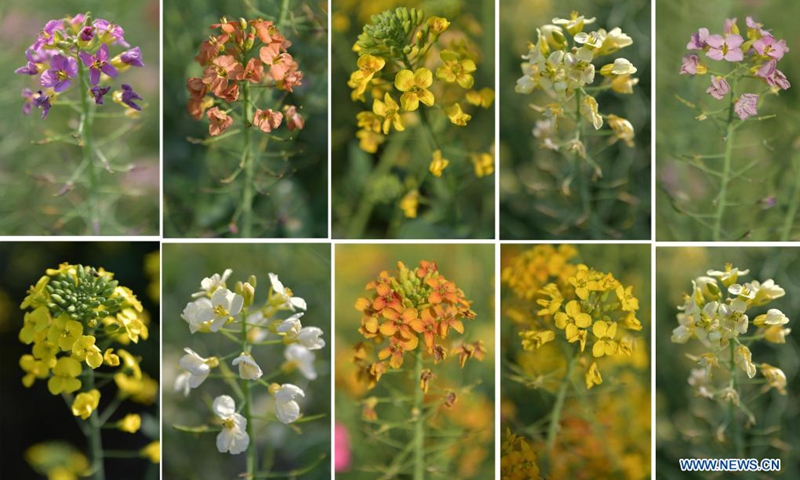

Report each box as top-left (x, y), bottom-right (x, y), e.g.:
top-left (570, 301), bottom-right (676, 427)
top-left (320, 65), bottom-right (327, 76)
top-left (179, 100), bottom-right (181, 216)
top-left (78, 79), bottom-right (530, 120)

top-left (420, 369), bottom-right (434, 394)
top-left (283, 105), bottom-right (304, 131)
top-left (416, 260), bottom-right (438, 278)
top-left (378, 338), bottom-right (406, 369)
top-left (380, 307), bottom-right (418, 339)
top-left (206, 107), bottom-right (232, 136)
top-left (252, 108), bottom-right (283, 133)
top-left (371, 283), bottom-right (402, 313)
top-left (260, 44), bottom-right (295, 82)
top-left (434, 304), bottom-right (464, 337)
top-left (202, 55), bottom-right (244, 97)
top-left (427, 277), bottom-right (459, 304)
top-left (195, 34), bottom-right (230, 65)
top-left (358, 315), bottom-right (380, 339)
top-left (186, 77), bottom-right (210, 120)
top-left (218, 82), bottom-right (239, 102)
top-left (410, 310), bottom-right (438, 350)
top-left (242, 58), bottom-right (264, 83)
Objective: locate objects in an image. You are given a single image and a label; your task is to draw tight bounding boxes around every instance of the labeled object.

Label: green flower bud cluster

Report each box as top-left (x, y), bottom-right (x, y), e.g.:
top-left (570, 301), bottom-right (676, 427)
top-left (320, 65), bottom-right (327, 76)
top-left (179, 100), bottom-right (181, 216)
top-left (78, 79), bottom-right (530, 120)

top-left (45, 265), bottom-right (122, 323)
top-left (357, 7), bottom-right (425, 58)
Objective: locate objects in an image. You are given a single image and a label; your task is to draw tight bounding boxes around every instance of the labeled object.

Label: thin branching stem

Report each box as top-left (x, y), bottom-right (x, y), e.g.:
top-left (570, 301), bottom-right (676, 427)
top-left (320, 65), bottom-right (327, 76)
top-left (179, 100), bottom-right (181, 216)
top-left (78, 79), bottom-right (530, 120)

top-left (712, 76), bottom-right (739, 241)
top-left (413, 348), bottom-right (425, 480)
top-left (77, 61), bottom-right (99, 234)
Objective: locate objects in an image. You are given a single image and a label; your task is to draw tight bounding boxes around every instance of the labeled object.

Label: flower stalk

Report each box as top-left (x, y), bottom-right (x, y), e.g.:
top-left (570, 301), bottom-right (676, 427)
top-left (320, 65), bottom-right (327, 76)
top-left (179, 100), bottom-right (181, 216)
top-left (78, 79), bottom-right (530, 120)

top-left (712, 77), bottom-right (739, 241)
top-left (240, 307), bottom-right (257, 477)
top-left (546, 350), bottom-right (575, 454)
top-left (413, 348), bottom-right (425, 480)
top-left (86, 358), bottom-right (106, 480)
top-left (241, 82), bottom-right (256, 238)
top-left (77, 61), bottom-right (99, 235)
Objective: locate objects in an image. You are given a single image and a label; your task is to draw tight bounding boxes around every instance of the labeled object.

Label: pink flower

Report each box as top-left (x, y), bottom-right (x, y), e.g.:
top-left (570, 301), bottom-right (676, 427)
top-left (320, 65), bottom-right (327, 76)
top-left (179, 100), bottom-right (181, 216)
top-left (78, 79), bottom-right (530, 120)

top-left (243, 58), bottom-right (264, 83)
top-left (253, 108), bottom-right (283, 133)
top-left (207, 107), bottom-right (233, 136)
top-left (334, 423), bottom-right (351, 472)
top-left (734, 94), bottom-right (759, 120)
top-left (259, 43), bottom-right (295, 82)
top-left (706, 76), bottom-right (730, 100)
top-left (757, 61), bottom-right (791, 90)
top-left (724, 18), bottom-right (738, 34)
top-left (680, 54), bottom-right (701, 75)
top-left (753, 35), bottom-right (788, 60)
top-left (745, 16), bottom-right (768, 35)
top-left (687, 28), bottom-right (710, 50)
top-left (202, 55), bottom-right (244, 97)
top-left (283, 105), bottom-right (304, 131)
top-left (705, 34), bottom-right (744, 62)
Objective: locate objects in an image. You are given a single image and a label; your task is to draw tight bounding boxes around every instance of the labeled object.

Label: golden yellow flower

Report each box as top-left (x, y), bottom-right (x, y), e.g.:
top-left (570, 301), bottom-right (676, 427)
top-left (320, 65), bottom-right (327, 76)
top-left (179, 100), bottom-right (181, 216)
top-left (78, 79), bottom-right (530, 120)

top-left (585, 362), bottom-right (602, 389)
top-left (399, 190), bottom-right (419, 218)
top-left (429, 149), bottom-right (450, 177)
top-left (466, 88), bottom-right (495, 108)
top-left (356, 129), bottom-right (384, 153)
top-left (394, 68), bottom-right (434, 111)
top-left (372, 93), bottom-right (404, 134)
top-left (348, 54), bottom-right (386, 101)
top-left (447, 103), bottom-right (472, 126)
top-left (436, 50), bottom-right (476, 89)
top-left (471, 152), bottom-right (494, 178)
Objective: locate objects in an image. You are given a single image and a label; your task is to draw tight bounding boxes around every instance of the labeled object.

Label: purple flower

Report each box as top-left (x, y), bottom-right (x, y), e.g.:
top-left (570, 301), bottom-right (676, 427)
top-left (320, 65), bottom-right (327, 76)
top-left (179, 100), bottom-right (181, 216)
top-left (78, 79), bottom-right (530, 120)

top-left (90, 86), bottom-right (111, 105)
top-left (686, 28), bottom-right (710, 50)
top-left (93, 19), bottom-right (129, 47)
top-left (34, 90), bottom-right (52, 119)
top-left (120, 47), bottom-right (145, 67)
top-left (706, 76), bottom-right (730, 100)
top-left (705, 34), bottom-right (744, 62)
top-left (21, 88), bottom-right (34, 115)
top-left (120, 84), bottom-right (142, 110)
top-left (15, 49), bottom-right (39, 75)
top-left (32, 19), bottom-right (63, 50)
top-left (68, 13), bottom-right (86, 29)
top-left (753, 35), bottom-right (788, 60)
top-left (79, 44), bottom-right (118, 85)
top-left (734, 94), bottom-right (759, 120)
top-left (680, 54), bottom-right (701, 75)
top-left (756, 60), bottom-right (791, 90)
top-left (724, 18), bottom-right (738, 34)
top-left (40, 54), bottom-right (78, 93)
top-left (79, 26), bottom-right (94, 42)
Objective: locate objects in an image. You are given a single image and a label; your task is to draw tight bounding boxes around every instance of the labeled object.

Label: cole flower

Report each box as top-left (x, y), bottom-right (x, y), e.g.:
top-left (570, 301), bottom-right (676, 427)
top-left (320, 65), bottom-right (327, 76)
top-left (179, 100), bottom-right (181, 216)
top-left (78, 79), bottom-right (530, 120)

top-left (232, 352), bottom-right (263, 380)
top-left (213, 395), bottom-right (250, 454)
top-left (270, 383), bottom-right (305, 424)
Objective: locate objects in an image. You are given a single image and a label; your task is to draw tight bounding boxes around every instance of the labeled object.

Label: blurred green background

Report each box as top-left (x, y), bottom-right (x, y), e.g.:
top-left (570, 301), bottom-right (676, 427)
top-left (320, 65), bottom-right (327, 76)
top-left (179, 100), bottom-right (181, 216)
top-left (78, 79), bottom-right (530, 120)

top-left (499, 0), bottom-right (651, 240)
top-left (0, 0), bottom-right (160, 235)
top-left (500, 243), bottom-right (651, 479)
top-left (656, 247), bottom-right (799, 478)
top-left (331, 0), bottom-right (495, 239)
top-left (0, 242), bottom-right (160, 479)
top-left (162, 243), bottom-right (331, 479)
top-left (163, 0), bottom-right (328, 238)
top-left (656, 0), bottom-right (800, 240)
top-left (335, 244), bottom-right (495, 478)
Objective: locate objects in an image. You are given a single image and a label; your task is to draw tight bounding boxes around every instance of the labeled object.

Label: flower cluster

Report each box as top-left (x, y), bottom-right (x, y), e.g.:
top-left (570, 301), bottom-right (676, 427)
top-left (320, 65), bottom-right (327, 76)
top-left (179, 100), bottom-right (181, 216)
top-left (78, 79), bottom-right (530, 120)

top-left (501, 244), bottom-right (579, 301)
top-left (500, 430), bottom-right (542, 480)
top-left (516, 11), bottom-right (638, 158)
top-left (16, 13), bottom-right (144, 119)
top-left (176, 270), bottom-right (324, 457)
top-left (353, 260), bottom-right (480, 391)
top-left (349, 7), bottom-right (495, 215)
top-left (187, 17), bottom-right (305, 137)
top-left (680, 17), bottom-right (790, 120)
top-left (672, 264), bottom-right (789, 399)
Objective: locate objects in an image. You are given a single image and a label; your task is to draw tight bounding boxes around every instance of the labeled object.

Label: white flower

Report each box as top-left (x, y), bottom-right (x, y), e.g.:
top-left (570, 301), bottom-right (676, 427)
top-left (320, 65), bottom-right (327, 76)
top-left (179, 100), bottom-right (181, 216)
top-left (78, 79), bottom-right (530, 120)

top-left (272, 384), bottom-right (305, 424)
top-left (276, 312), bottom-right (304, 336)
top-left (605, 58), bottom-right (637, 75)
top-left (194, 288), bottom-right (244, 332)
top-left (295, 326), bottom-right (326, 350)
top-left (728, 283), bottom-right (757, 300)
top-left (753, 279), bottom-right (785, 305)
top-left (192, 269), bottom-right (233, 298)
top-left (734, 345), bottom-right (757, 379)
top-left (232, 352), bottom-right (263, 380)
top-left (755, 308), bottom-right (789, 326)
top-left (213, 395), bottom-right (249, 454)
top-left (269, 273), bottom-right (307, 311)
top-left (176, 348), bottom-right (214, 394)
top-left (599, 27), bottom-right (633, 52)
top-left (182, 298), bottom-right (213, 333)
top-left (707, 265), bottom-right (749, 285)
top-left (284, 344), bottom-right (317, 380)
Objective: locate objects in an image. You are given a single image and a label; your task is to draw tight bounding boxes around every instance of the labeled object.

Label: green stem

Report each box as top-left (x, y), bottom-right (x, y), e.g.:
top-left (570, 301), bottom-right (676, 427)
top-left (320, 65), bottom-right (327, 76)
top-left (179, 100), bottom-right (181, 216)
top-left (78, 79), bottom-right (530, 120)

top-left (278, 0), bottom-right (290, 27)
top-left (546, 352), bottom-right (576, 454)
top-left (729, 342), bottom-right (744, 458)
top-left (86, 361), bottom-right (106, 480)
top-left (780, 152), bottom-right (800, 241)
top-left (241, 82), bottom-right (256, 238)
top-left (241, 309), bottom-right (257, 477)
top-left (413, 348), bottom-right (425, 480)
top-left (575, 91), bottom-right (591, 225)
top-left (77, 62), bottom-right (99, 234)
top-left (712, 78), bottom-right (739, 241)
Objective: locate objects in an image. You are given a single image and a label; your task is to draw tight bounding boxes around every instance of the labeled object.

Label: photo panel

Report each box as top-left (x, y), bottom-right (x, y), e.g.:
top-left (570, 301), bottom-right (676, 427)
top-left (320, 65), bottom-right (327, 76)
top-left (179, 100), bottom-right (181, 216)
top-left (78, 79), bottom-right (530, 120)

top-left (499, 1), bottom-right (652, 240)
top-left (334, 243), bottom-right (495, 477)
top-left (2, 0), bottom-right (160, 235)
top-left (161, 243), bottom-right (330, 479)
top-left (656, 1), bottom-right (798, 241)
top-left (162, 0), bottom-right (329, 238)
top-left (331, 1), bottom-right (496, 239)
top-left (656, 247), bottom-right (796, 476)
top-left (500, 243), bottom-right (651, 478)
top-left (0, 242), bottom-right (160, 479)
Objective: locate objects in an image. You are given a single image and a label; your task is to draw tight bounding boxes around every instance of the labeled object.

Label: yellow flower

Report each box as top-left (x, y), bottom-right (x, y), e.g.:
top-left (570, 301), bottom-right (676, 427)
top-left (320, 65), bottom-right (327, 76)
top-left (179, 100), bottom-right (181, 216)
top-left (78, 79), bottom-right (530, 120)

top-left (32, 340), bottom-right (59, 364)
top-left (400, 190), bottom-right (420, 218)
top-left (734, 345), bottom-right (756, 378)
top-left (118, 413), bottom-right (142, 433)
top-left (372, 93), bottom-right (404, 134)
top-left (20, 354), bottom-right (51, 388)
top-left (466, 88), bottom-right (495, 108)
top-left (427, 16), bottom-right (450, 35)
top-left (356, 129), bottom-right (385, 153)
top-left (117, 308), bottom-right (149, 343)
top-left (71, 389), bottom-right (100, 420)
top-left (48, 357), bottom-right (82, 395)
top-left (519, 329), bottom-right (555, 351)
top-left (429, 149), bottom-right (449, 177)
top-left (536, 284), bottom-right (563, 316)
top-left (20, 275), bottom-right (50, 310)
top-left (606, 114), bottom-right (635, 147)
top-left (759, 363), bottom-right (787, 395)
top-left (447, 103), bottom-right (472, 126)
top-left (585, 362), bottom-right (602, 389)
top-left (104, 348), bottom-right (120, 366)
top-left (348, 54), bottom-right (385, 101)
top-left (471, 152), bottom-right (494, 178)
top-left (580, 95), bottom-right (603, 130)
top-left (394, 68), bottom-right (434, 111)
top-left (764, 325), bottom-right (790, 343)
top-left (130, 374), bottom-right (159, 405)
top-left (47, 315), bottom-right (83, 352)
top-left (356, 111), bottom-right (382, 132)
top-left (25, 442), bottom-right (90, 480)
top-left (141, 441), bottom-right (160, 463)
top-left (600, 58), bottom-right (637, 76)
top-left (554, 300), bottom-right (592, 343)
top-left (616, 285), bottom-right (639, 312)
top-left (569, 267), bottom-right (598, 300)
top-left (19, 306), bottom-right (51, 345)
top-left (436, 50), bottom-right (476, 89)
top-left (72, 335), bottom-right (103, 369)
top-left (592, 320), bottom-right (618, 357)
top-left (610, 74), bottom-right (639, 94)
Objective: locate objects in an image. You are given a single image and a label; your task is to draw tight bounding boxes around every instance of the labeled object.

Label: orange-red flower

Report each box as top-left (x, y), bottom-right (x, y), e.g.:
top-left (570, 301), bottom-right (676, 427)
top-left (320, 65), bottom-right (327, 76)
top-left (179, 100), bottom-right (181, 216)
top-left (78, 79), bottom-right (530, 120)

top-left (371, 283), bottom-right (402, 313)
top-left (243, 58), bottom-right (264, 83)
top-left (284, 105), bottom-right (305, 131)
top-left (378, 338), bottom-right (406, 369)
top-left (206, 107), bottom-right (232, 137)
top-left (434, 304), bottom-right (464, 337)
top-left (380, 307), bottom-right (418, 338)
top-left (252, 108), bottom-right (283, 133)
top-left (427, 277), bottom-right (460, 304)
top-left (195, 34), bottom-right (230, 65)
top-left (202, 55), bottom-right (244, 97)
top-left (260, 44), bottom-right (295, 82)
top-left (410, 310), bottom-right (438, 350)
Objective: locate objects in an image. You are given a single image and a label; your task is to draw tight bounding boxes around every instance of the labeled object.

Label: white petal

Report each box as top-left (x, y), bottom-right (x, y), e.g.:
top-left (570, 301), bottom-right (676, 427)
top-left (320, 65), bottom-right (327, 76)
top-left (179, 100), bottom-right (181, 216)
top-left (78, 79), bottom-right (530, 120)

top-left (213, 395), bottom-right (236, 418)
top-left (285, 344), bottom-right (317, 380)
top-left (269, 273), bottom-right (285, 295)
top-left (276, 400), bottom-right (300, 424)
top-left (174, 372), bottom-right (191, 396)
top-left (290, 296), bottom-right (307, 311)
top-left (275, 383), bottom-right (304, 403)
top-left (297, 326), bottom-right (325, 350)
top-left (228, 292), bottom-right (244, 316)
top-left (188, 371), bottom-right (209, 388)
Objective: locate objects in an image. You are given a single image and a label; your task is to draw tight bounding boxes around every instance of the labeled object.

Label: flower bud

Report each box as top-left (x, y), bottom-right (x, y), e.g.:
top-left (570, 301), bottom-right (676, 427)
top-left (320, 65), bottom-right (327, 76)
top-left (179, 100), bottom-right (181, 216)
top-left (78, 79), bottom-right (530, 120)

top-left (242, 282), bottom-right (255, 307)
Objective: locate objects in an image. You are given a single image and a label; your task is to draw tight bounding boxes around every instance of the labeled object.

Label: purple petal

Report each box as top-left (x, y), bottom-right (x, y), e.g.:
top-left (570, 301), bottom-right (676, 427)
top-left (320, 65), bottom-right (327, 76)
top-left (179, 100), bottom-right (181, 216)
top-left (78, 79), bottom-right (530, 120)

top-left (90, 68), bottom-right (100, 86)
top-left (101, 63), bottom-right (118, 78)
top-left (64, 57), bottom-right (78, 77)
top-left (53, 78), bottom-right (71, 93)
top-left (724, 49), bottom-right (744, 62)
top-left (15, 62), bottom-right (38, 75)
top-left (97, 44), bottom-right (109, 62)
top-left (79, 51), bottom-right (94, 67)
top-left (706, 48), bottom-right (724, 61)
top-left (40, 69), bottom-right (57, 88)
top-left (121, 47), bottom-right (144, 67)
top-left (705, 35), bottom-right (725, 48)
